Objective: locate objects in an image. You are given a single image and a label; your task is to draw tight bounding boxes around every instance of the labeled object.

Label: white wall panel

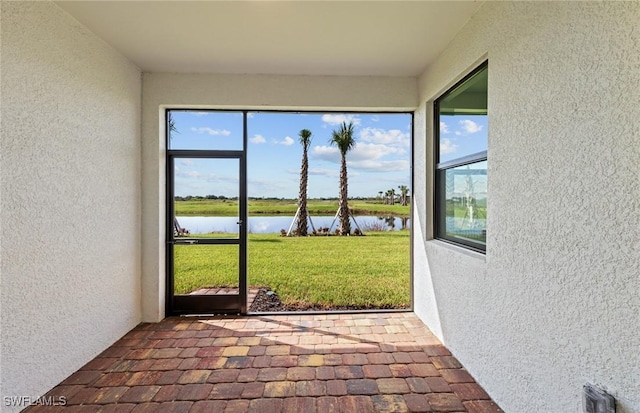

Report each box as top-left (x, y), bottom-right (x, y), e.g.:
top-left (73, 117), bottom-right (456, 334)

top-left (0, 3), bottom-right (142, 410)
top-left (414, 2), bottom-right (640, 412)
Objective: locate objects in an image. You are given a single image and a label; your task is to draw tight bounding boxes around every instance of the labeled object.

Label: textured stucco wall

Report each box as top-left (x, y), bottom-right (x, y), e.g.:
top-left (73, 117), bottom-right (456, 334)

top-left (141, 73), bottom-right (417, 322)
top-left (0, 2), bottom-right (142, 410)
top-left (414, 2), bottom-right (640, 412)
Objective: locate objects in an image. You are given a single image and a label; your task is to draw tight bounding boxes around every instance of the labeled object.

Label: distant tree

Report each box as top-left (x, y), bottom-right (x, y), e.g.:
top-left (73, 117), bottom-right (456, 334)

top-left (398, 185), bottom-right (410, 206)
top-left (329, 122), bottom-right (357, 235)
top-left (296, 129), bottom-right (313, 236)
top-left (378, 191), bottom-right (384, 203)
top-left (388, 188), bottom-right (396, 205)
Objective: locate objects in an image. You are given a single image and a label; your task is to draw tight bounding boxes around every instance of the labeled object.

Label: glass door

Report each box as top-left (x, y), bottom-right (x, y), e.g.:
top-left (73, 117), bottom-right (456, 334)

top-left (166, 109), bottom-right (247, 315)
top-left (167, 155), bottom-right (247, 314)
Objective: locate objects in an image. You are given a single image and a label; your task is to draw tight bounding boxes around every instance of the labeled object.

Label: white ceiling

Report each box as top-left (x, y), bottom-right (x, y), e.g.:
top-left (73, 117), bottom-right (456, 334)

top-left (55, 1), bottom-right (482, 77)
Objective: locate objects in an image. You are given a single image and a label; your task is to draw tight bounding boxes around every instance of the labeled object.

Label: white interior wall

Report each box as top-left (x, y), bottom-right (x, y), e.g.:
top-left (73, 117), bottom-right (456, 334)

top-left (0, 2), bottom-right (142, 410)
top-left (141, 73), bottom-right (417, 321)
top-left (413, 2), bottom-right (639, 412)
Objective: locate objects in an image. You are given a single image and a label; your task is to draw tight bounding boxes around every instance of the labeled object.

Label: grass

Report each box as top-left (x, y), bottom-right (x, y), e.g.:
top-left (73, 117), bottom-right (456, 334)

top-left (173, 230), bottom-right (410, 308)
top-left (174, 198), bottom-right (410, 217)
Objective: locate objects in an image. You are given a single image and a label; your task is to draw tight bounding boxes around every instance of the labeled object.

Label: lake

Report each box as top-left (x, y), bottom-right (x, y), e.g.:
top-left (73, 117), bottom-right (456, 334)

top-left (176, 215), bottom-right (411, 234)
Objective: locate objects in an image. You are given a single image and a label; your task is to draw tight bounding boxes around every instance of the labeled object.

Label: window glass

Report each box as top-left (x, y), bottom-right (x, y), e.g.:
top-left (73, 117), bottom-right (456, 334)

top-left (168, 110), bottom-right (243, 150)
top-left (440, 161), bottom-right (487, 246)
top-left (435, 62), bottom-right (487, 252)
top-left (437, 67), bottom-right (487, 164)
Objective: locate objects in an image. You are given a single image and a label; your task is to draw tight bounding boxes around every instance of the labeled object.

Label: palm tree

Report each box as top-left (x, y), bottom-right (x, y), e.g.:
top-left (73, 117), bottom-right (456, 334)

top-left (296, 129), bottom-right (312, 236)
top-left (168, 112), bottom-right (179, 139)
top-left (378, 191), bottom-right (384, 203)
top-left (329, 122), bottom-right (357, 235)
top-left (398, 185), bottom-right (410, 206)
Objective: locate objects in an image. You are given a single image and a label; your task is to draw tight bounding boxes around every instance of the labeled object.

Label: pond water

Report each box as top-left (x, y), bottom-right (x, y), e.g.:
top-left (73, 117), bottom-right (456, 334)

top-left (176, 215), bottom-right (411, 234)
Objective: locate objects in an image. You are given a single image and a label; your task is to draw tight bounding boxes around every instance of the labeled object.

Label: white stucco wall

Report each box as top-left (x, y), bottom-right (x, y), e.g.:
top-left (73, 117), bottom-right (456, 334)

top-left (141, 73), bottom-right (417, 321)
top-left (414, 2), bottom-right (639, 413)
top-left (0, 2), bottom-right (142, 410)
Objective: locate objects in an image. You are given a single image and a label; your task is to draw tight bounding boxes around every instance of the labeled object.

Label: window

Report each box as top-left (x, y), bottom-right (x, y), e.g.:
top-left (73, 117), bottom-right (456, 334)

top-left (434, 62), bottom-right (487, 252)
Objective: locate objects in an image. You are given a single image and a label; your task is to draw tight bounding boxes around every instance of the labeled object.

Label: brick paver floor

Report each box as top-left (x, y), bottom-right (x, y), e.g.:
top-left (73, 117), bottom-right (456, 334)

top-left (25, 313), bottom-right (503, 412)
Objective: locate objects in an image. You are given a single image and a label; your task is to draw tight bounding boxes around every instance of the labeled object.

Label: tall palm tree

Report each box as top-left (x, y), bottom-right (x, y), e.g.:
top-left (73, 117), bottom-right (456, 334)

top-left (296, 129), bottom-right (312, 236)
top-left (398, 185), bottom-right (410, 206)
top-left (329, 122), bottom-right (357, 235)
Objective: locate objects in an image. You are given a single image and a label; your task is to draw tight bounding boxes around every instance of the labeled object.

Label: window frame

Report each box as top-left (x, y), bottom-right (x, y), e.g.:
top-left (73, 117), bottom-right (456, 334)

top-left (433, 61), bottom-right (488, 253)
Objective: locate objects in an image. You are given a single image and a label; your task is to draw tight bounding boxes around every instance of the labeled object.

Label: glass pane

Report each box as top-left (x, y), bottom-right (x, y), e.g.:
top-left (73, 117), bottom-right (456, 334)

top-left (174, 244), bottom-right (239, 295)
top-left (442, 161), bottom-right (487, 246)
top-left (168, 110), bottom-right (243, 150)
top-left (437, 65), bottom-right (487, 164)
top-left (174, 158), bottom-right (239, 239)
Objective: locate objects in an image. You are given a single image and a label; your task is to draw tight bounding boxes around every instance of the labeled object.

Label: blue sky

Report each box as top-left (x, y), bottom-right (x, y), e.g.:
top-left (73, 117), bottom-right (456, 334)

top-left (170, 111), bottom-right (412, 198)
top-left (439, 114), bottom-right (488, 198)
top-left (438, 115), bottom-right (488, 164)
top-left (169, 110), bottom-right (487, 198)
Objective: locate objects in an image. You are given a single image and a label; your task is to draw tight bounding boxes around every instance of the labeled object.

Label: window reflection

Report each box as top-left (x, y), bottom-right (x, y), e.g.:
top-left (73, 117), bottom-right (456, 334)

top-left (437, 66), bottom-right (488, 164)
top-left (442, 161), bottom-right (487, 245)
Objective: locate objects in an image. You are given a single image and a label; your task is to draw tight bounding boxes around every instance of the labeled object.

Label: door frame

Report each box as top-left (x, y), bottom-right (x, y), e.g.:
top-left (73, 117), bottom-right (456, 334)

top-left (165, 110), bottom-right (248, 315)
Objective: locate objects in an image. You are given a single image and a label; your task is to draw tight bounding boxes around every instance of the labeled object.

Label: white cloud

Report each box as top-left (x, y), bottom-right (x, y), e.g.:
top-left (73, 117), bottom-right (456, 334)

top-left (191, 112), bottom-right (209, 117)
top-left (350, 159), bottom-right (410, 172)
top-left (311, 145), bottom-right (340, 162)
top-left (459, 119), bottom-right (482, 134)
top-left (180, 159), bottom-right (195, 166)
top-left (350, 142), bottom-right (404, 161)
top-left (359, 128), bottom-right (409, 147)
top-left (250, 134), bottom-right (266, 144)
top-left (190, 127), bottom-right (231, 136)
top-left (176, 170), bottom-right (201, 178)
top-left (271, 136), bottom-right (296, 146)
top-left (277, 136), bottom-right (295, 146)
top-left (312, 142), bottom-right (404, 164)
top-left (440, 122), bottom-right (450, 134)
top-left (321, 114), bottom-right (361, 126)
top-left (440, 138), bottom-right (458, 154)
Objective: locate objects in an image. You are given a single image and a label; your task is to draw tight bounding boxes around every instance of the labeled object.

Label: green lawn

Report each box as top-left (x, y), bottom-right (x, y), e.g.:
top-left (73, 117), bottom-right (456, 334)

top-left (173, 230), bottom-right (410, 308)
top-left (174, 198), bottom-right (410, 217)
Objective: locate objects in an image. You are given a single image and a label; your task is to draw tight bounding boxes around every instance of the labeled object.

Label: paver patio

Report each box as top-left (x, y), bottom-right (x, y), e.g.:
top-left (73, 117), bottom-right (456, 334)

top-left (25, 313), bottom-right (503, 412)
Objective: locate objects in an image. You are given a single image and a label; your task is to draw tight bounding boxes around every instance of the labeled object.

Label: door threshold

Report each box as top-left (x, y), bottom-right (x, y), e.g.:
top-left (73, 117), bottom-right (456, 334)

top-left (247, 308), bottom-right (412, 316)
